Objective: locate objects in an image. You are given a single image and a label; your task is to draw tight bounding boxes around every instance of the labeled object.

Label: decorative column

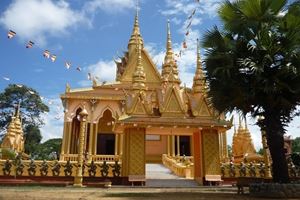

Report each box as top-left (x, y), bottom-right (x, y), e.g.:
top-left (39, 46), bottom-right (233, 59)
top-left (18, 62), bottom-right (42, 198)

top-left (115, 134), bottom-right (119, 155)
top-left (73, 107), bottom-right (88, 187)
top-left (176, 135), bottom-right (180, 156)
top-left (171, 135), bottom-right (175, 157)
top-left (167, 135), bottom-right (170, 156)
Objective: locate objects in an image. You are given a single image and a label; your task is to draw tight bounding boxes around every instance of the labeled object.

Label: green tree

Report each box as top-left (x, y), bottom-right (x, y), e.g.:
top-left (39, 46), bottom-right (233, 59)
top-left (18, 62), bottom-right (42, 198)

top-left (0, 84), bottom-right (49, 138)
top-left (292, 137), bottom-right (300, 152)
top-left (35, 138), bottom-right (62, 160)
top-left (227, 145), bottom-right (232, 158)
top-left (257, 148), bottom-right (264, 155)
top-left (203, 0), bottom-right (300, 183)
top-left (24, 125), bottom-right (42, 155)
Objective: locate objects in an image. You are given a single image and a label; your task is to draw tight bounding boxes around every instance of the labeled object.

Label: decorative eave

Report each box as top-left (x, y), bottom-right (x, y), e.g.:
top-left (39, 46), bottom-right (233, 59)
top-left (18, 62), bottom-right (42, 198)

top-left (114, 115), bottom-right (232, 130)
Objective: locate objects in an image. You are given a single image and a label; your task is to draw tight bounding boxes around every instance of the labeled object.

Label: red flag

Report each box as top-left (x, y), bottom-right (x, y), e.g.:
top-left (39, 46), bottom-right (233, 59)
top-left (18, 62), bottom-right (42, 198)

top-left (26, 41), bottom-right (34, 48)
top-left (183, 41), bottom-right (186, 49)
top-left (186, 21), bottom-right (192, 29)
top-left (65, 62), bottom-right (71, 69)
top-left (50, 55), bottom-right (57, 62)
top-left (43, 50), bottom-right (50, 58)
top-left (7, 30), bottom-right (16, 39)
top-left (88, 73), bottom-right (92, 80)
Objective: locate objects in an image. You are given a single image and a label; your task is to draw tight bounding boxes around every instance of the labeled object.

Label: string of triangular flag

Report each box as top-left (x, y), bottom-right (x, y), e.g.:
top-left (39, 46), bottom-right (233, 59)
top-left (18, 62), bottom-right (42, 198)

top-left (5, 29), bottom-right (96, 82)
top-left (175, 0), bottom-right (200, 61)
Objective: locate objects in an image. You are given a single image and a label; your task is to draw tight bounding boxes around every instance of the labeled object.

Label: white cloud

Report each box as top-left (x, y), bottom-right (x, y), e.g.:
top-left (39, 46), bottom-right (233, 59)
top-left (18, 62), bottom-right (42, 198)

top-left (0, 0), bottom-right (89, 46)
top-left (161, 0), bottom-right (221, 18)
top-left (78, 60), bottom-right (117, 87)
top-left (84, 0), bottom-right (135, 14)
top-left (40, 97), bottom-right (64, 142)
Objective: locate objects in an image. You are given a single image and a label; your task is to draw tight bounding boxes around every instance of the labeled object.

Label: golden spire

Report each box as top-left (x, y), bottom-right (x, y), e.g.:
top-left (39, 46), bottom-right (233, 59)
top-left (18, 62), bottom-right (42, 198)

top-left (164, 20), bottom-right (174, 64)
top-left (193, 39), bottom-right (206, 94)
top-left (132, 35), bottom-right (146, 90)
top-left (244, 116), bottom-right (248, 130)
top-left (128, 1), bottom-right (144, 50)
top-left (161, 20), bottom-right (180, 85)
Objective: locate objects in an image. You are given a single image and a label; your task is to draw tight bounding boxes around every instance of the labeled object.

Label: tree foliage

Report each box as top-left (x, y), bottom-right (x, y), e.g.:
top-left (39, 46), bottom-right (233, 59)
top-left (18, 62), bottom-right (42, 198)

top-left (0, 84), bottom-right (49, 131)
top-left (34, 138), bottom-right (62, 160)
top-left (24, 125), bottom-right (42, 155)
top-left (292, 137), bottom-right (300, 153)
top-left (203, 0), bottom-right (300, 183)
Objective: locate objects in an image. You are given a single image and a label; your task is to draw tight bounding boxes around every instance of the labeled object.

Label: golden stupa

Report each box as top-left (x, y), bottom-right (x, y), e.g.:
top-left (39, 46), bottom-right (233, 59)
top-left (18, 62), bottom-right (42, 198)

top-left (1, 103), bottom-right (25, 153)
top-left (232, 117), bottom-right (263, 163)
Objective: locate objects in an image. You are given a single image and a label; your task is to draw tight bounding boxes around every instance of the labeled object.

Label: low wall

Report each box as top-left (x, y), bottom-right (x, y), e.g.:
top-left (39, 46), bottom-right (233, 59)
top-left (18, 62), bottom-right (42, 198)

top-left (250, 183), bottom-right (300, 198)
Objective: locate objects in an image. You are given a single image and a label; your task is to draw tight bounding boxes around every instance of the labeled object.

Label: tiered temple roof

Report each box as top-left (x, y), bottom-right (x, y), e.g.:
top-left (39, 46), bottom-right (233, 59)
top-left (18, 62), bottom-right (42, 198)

top-left (61, 12), bottom-right (232, 130)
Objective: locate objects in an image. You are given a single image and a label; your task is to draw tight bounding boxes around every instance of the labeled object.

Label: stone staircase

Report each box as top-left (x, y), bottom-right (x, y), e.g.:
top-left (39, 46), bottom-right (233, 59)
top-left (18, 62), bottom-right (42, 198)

top-left (145, 164), bottom-right (199, 187)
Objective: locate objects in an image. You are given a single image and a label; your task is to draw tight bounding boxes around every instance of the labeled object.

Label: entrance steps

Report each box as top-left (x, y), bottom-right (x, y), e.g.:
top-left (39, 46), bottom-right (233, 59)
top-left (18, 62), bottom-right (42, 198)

top-left (145, 164), bottom-right (198, 187)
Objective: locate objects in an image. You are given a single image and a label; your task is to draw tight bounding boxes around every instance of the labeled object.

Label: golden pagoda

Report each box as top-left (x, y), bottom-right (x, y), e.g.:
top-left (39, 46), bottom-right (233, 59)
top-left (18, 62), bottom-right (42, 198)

top-left (1, 103), bottom-right (25, 153)
top-left (59, 11), bottom-right (232, 184)
top-left (232, 117), bottom-right (263, 163)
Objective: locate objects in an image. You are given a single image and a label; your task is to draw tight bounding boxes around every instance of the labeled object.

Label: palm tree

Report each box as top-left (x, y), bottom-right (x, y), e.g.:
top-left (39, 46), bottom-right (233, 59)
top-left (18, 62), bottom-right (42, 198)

top-left (202, 0), bottom-right (300, 183)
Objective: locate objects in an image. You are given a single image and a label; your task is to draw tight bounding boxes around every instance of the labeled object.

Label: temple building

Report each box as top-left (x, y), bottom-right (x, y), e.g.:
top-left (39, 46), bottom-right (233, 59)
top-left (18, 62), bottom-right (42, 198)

top-left (232, 117), bottom-right (263, 163)
top-left (1, 104), bottom-right (25, 154)
top-left (59, 12), bottom-right (232, 184)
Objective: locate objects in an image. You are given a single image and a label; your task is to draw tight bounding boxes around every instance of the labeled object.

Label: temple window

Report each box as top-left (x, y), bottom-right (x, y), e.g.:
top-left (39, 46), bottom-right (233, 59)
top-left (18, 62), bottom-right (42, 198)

top-left (70, 108), bottom-right (81, 154)
top-left (96, 109), bottom-right (116, 155)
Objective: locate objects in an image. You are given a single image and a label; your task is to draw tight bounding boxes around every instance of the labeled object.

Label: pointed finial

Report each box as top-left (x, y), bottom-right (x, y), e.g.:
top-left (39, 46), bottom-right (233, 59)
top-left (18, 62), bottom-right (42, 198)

top-left (14, 101), bottom-right (21, 118)
top-left (66, 83), bottom-right (70, 93)
top-left (193, 39), bottom-right (206, 94)
top-left (239, 115), bottom-right (242, 129)
top-left (164, 19), bottom-right (174, 64)
top-left (244, 115), bottom-right (248, 130)
top-left (128, 0), bottom-right (143, 49)
top-left (132, 34), bottom-right (146, 90)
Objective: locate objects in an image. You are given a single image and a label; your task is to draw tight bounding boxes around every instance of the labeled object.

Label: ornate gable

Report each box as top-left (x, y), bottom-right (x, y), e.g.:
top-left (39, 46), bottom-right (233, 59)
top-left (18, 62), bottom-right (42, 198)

top-left (159, 86), bottom-right (186, 116)
top-left (189, 95), bottom-right (212, 118)
top-left (120, 49), bottom-right (161, 85)
top-left (126, 91), bottom-right (153, 115)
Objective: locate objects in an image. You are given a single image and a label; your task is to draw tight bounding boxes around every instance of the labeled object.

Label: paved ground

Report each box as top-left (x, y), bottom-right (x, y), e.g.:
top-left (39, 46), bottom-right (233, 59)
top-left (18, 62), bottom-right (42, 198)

top-left (0, 186), bottom-right (272, 200)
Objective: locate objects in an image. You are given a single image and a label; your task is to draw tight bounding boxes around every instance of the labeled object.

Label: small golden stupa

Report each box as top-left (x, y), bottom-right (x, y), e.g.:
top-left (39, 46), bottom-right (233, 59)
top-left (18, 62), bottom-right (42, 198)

top-left (1, 103), bottom-right (25, 153)
top-left (232, 117), bottom-right (263, 163)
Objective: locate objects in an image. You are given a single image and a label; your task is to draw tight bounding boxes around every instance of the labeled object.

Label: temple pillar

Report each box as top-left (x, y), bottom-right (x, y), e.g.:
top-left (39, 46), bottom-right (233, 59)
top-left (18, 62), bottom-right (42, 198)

top-left (167, 135), bottom-right (170, 156)
top-left (88, 123), bottom-right (94, 160)
top-left (74, 108), bottom-right (88, 187)
top-left (93, 123), bottom-right (98, 155)
top-left (171, 135), bottom-right (175, 157)
top-left (121, 128), bottom-right (145, 178)
top-left (67, 122), bottom-right (72, 154)
top-left (193, 130), bottom-right (203, 184)
top-left (176, 135), bottom-right (180, 156)
top-left (119, 134), bottom-right (124, 156)
top-left (60, 121), bottom-right (68, 160)
top-left (115, 134), bottom-right (119, 155)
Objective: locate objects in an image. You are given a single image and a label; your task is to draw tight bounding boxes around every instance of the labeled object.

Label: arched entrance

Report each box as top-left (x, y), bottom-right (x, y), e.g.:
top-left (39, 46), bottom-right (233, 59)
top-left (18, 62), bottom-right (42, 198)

top-left (96, 109), bottom-right (116, 155)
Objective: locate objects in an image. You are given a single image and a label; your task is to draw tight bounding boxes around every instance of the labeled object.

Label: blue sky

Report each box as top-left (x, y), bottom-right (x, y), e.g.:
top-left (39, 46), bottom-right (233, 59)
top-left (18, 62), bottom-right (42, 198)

top-left (0, 0), bottom-right (298, 149)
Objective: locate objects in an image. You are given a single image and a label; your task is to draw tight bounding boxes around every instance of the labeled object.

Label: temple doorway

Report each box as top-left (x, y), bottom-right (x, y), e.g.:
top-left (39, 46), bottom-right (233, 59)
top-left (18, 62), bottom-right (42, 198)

top-left (175, 136), bottom-right (191, 156)
top-left (96, 134), bottom-right (115, 155)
